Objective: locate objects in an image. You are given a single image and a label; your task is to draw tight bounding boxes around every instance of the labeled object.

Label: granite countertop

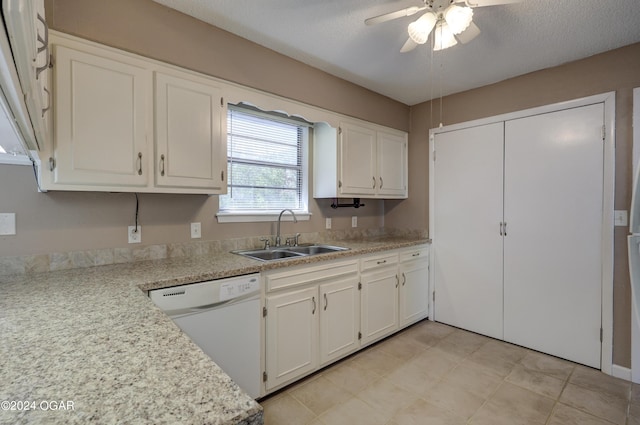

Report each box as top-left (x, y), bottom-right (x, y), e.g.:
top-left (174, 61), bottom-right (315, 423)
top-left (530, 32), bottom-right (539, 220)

top-left (0, 237), bottom-right (429, 425)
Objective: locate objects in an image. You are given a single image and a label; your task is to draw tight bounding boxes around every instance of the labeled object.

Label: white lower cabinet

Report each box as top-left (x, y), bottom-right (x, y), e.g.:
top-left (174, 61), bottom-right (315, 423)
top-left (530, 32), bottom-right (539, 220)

top-left (360, 252), bottom-right (399, 346)
top-left (399, 247), bottom-right (429, 328)
top-left (319, 275), bottom-right (361, 366)
top-left (263, 245), bottom-right (429, 394)
top-left (264, 286), bottom-right (318, 391)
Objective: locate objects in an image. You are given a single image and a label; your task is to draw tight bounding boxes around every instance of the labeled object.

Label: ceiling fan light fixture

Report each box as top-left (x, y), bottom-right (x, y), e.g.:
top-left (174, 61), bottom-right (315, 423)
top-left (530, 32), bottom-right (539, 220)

top-left (407, 12), bottom-right (437, 44)
top-left (433, 21), bottom-right (458, 51)
top-left (444, 5), bottom-right (473, 34)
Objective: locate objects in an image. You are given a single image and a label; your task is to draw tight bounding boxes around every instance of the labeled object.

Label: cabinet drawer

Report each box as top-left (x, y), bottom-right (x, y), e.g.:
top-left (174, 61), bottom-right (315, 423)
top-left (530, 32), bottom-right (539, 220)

top-left (361, 252), bottom-right (398, 272)
top-left (399, 246), bottom-right (429, 263)
top-left (265, 259), bottom-right (359, 292)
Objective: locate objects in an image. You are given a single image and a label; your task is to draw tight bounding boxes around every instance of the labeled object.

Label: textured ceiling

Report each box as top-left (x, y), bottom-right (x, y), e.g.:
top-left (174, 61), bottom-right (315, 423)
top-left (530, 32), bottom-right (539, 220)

top-left (151, 0), bottom-right (640, 106)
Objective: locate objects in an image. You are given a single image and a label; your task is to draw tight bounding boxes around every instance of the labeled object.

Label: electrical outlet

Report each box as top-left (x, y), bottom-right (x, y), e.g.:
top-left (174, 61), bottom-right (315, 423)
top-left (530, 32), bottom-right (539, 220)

top-left (325, 218), bottom-right (332, 230)
top-left (128, 226), bottom-right (142, 244)
top-left (352, 216), bottom-right (357, 228)
top-left (0, 213), bottom-right (16, 235)
top-left (191, 222), bottom-right (202, 239)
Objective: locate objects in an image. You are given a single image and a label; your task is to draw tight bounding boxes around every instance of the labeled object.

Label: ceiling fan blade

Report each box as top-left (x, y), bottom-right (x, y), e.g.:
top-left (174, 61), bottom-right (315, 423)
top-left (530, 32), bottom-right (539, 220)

top-left (400, 38), bottom-right (418, 53)
top-left (460, 0), bottom-right (522, 6)
top-left (456, 21), bottom-right (480, 44)
top-left (365, 6), bottom-right (427, 26)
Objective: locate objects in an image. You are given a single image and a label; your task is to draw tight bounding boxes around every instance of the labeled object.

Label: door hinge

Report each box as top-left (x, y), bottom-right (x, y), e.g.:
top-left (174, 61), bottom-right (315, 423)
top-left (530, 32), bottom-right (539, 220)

top-left (432, 291), bottom-right (435, 302)
top-left (358, 282), bottom-right (362, 290)
top-left (338, 127), bottom-right (342, 135)
top-left (602, 124), bottom-right (606, 140)
top-left (600, 327), bottom-right (603, 342)
top-left (48, 157), bottom-right (55, 171)
top-left (358, 331), bottom-right (362, 340)
top-left (220, 97), bottom-right (224, 107)
top-left (338, 180), bottom-right (342, 188)
top-left (262, 371), bottom-right (267, 382)
top-left (262, 306), bottom-right (267, 317)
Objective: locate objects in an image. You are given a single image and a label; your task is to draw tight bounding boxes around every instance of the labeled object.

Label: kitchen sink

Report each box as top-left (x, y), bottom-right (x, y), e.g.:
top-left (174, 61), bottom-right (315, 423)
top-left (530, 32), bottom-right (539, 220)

top-left (234, 244), bottom-right (349, 261)
top-left (285, 245), bottom-right (349, 255)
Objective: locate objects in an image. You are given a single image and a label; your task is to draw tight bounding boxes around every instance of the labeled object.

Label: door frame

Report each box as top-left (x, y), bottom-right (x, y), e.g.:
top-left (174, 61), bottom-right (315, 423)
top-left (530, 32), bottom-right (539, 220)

top-left (428, 92), bottom-right (616, 375)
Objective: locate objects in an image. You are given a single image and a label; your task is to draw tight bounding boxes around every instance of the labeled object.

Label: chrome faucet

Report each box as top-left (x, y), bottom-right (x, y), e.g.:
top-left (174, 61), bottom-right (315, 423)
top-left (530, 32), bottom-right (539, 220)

top-left (276, 209), bottom-right (298, 246)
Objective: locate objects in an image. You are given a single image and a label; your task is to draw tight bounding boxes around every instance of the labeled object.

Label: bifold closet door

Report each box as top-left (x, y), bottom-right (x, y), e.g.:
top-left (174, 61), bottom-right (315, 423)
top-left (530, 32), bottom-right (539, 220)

top-left (503, 104), bottom-right (604, 368)
top-left (433, 123), bottom-right (504, 340)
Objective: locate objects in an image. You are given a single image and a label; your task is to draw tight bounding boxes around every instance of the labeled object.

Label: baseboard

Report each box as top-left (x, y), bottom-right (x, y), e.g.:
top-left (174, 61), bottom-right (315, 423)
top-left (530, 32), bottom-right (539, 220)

top-left (611, 364), bottom-right (632, 381)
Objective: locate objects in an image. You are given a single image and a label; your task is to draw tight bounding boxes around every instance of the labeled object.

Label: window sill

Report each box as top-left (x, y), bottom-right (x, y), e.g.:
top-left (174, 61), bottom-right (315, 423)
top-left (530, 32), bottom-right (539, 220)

top-left (216, 211), bottom-right (311, 223)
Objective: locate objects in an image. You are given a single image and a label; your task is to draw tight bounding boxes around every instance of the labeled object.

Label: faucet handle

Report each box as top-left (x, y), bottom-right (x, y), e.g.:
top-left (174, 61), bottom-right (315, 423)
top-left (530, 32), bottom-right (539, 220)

top-left (294, 233), bottom-right (301, 246)
top-left (259, 237), bottom-right (271, 249)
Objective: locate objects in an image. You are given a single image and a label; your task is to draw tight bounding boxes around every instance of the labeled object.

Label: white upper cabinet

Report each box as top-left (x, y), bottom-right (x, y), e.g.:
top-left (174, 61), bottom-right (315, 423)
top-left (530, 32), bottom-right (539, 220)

top-left (52, 45), bottom-right (149, 187)
top-left (339, 122), bottom-right (377, 196)
top-left (154, 72), bottom-right (226, 191)
top-left (314, 120), bottom-right (408, 199)
top-left (377, 130), bottom-right (408, 197)
top-left (40, 33), bottom-right (227, 194)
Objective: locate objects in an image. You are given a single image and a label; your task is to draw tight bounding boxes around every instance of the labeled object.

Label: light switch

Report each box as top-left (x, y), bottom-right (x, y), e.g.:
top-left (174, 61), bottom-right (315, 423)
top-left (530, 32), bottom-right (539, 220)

top-left (325, 218), bottom-right (332, 229)
top-left (614, 210), bottom-right (628, 227)
top-left (352, 216), bottom-right (357, 228)
top-left (0, 213), bottom-right (16, 235)
top-left (191, 222), bottom-right (202, 239)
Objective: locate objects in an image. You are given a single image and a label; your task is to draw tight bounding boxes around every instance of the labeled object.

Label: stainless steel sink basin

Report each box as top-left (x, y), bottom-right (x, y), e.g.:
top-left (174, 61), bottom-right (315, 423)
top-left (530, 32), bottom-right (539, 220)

top-left (237, 249), bottom-right (306, 261)
top-left (286, 245), bottom-right (349, 255)
top-left (233, 244), bottom-right (349, 261)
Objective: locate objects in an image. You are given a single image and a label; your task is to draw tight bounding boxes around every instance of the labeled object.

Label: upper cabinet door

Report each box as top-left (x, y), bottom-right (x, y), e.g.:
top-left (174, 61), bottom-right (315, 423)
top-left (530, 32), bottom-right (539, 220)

top-left (377, 131), bottom-right (407, 198)
top-left (53, 45), bottom-right (149, 187)
top-left (339, 122), bottom-right (377, 196)
top-left (154, 72), bottom-right (226, 192)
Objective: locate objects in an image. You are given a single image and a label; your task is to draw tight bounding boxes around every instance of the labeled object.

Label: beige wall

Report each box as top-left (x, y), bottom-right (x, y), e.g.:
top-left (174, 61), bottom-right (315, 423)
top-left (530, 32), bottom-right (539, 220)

top-left (44, 0), bottom-right (409, 131)
top-left (1, 0), bottom-right (400, 257)
top-left (386, 42), bottom-right (640, 368)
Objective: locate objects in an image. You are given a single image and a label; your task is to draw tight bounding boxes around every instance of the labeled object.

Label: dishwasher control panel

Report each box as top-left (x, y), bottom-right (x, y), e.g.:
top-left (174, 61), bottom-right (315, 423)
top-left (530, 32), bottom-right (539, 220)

top-left (220, 276), bottom-right (260, 301)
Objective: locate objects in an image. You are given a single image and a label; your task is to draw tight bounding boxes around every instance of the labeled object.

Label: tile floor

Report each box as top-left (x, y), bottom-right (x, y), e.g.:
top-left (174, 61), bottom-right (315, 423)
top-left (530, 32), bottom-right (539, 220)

top-left (259, 320), bottom-right (640, 425)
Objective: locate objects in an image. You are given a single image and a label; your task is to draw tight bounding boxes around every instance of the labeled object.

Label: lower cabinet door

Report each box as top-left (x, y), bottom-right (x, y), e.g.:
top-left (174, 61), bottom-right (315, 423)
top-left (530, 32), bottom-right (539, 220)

top-left (399, 258), bottom-right (430, 327)
top-left (360, 267), bottom-right (399, 345)
top-left (265, 287), bottom-right (318, 390)
top-left (319, 275), bottom-right (361, 365)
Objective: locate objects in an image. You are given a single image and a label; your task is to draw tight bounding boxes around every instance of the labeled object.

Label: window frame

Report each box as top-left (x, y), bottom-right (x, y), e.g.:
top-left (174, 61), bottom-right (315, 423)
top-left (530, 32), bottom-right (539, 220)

top-left (216, 105), bottom-right (311, 223)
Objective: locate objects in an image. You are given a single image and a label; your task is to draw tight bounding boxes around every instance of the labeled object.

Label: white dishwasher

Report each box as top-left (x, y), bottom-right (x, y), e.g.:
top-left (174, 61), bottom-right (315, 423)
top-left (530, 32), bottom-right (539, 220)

top-left (149, 273), bottom-right (261, 398)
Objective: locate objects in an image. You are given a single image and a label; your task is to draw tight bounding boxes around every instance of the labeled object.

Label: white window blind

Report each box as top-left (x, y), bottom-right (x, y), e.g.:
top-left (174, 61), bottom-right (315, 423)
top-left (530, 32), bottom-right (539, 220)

top-left (220, 106), bottom-right (308, 212)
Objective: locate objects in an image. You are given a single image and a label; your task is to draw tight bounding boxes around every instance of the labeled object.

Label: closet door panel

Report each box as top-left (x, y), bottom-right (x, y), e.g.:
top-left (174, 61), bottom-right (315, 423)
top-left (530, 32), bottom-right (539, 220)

top-left (503, 104), bottom-right (604, 368)
top-left (433, 123), bottom-right (504, 339)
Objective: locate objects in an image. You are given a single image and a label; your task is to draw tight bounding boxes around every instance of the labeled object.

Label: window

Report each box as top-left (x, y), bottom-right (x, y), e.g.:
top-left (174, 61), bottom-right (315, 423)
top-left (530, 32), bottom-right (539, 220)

top-left (217, 105), bottom-right (310, 222)
top-left (0, 118), bottom-right (31, 165)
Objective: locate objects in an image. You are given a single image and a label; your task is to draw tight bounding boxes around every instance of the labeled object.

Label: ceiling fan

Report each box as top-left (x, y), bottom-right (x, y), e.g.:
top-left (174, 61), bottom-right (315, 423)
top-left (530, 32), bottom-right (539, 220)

top-left (365, 0), bottom-right (522, 52)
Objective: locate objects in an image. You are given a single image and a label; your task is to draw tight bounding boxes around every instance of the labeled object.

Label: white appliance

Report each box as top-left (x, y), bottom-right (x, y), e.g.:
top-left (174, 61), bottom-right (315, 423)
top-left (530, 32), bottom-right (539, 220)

top-left (149, 274), bottom-right (262, 398)
top-left (629, 158), bottom-right (640, 384)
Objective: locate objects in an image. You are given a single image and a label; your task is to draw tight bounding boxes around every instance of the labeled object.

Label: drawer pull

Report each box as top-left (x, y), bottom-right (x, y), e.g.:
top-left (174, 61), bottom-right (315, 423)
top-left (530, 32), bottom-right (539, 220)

top-left (402, 272), bottom-right (406, 286)
top-left (324, 293), bottom-right (328, 311)
top-left (376, 260), bottom-right (387, 265)
top-left (312, 296), bottom-right (316, 315)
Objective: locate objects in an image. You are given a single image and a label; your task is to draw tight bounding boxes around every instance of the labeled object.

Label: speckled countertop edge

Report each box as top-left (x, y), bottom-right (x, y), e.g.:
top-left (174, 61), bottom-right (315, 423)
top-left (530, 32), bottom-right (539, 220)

top-left (139, 237), bottom-right (431, 292)
top-left (0, 237), bottom-right (429, 425)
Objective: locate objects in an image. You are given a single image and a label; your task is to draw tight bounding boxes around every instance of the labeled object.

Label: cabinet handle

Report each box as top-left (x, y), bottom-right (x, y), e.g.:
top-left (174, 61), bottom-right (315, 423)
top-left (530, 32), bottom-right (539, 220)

top-left (395, 274), bottom-right (399, 288)
top-left (376, 260), bottom-right (387, 265)
top-left (504, 222), bottom-right (507, 236)
top-left (35, 15), bottom-right (50, 79)
top-left (137, 152), bottom-right (143, 175)
top-left (312, 296), bottom-right (316, 315)
top-left (379, 176), bottom-right (383, 189)
top-left (402, 273), bottom-right (406, 286)
top-left (160, 154), bottom-right (165, 176)
top-left (324, 293), bottom-right (328, 311)
top-left (41, 87), bottom-right (51, 117)
top-left (499, 222), bottom-right (503, 236)
top-left (372, 177), bottom-right (376, 189)
top-left (412, 252), bottom-right (420, 257)
top-left (338, 180), bottom-right (342, 188)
